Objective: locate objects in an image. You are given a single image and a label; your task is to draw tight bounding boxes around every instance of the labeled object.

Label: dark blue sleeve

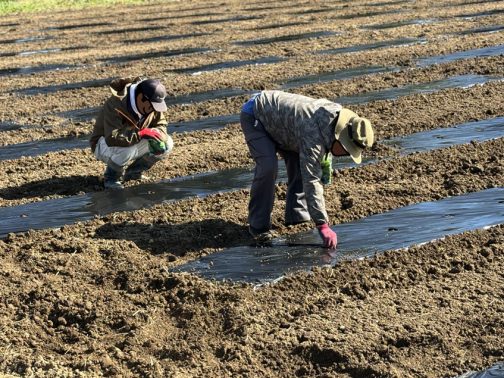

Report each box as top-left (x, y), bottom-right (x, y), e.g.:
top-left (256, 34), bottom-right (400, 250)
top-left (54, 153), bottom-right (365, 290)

top-left (241, 93), bottom-right (260, 115)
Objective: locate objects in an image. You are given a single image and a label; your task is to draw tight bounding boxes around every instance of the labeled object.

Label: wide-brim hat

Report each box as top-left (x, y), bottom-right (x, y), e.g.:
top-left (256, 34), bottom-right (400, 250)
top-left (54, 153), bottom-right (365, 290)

top-left (334, 108), bottom-right (374, 164)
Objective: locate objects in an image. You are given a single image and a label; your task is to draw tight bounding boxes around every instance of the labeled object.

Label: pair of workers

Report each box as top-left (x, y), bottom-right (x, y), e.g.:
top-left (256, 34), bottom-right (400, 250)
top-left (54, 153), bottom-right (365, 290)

top-left (90, 79), bottom-right (374, 249)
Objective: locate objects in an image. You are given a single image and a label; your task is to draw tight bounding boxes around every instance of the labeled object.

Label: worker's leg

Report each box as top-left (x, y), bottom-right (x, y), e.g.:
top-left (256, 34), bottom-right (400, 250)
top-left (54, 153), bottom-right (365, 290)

top-left (124, 135), bottom-right (174, 181)
top-left (94, 137), bottom-right (150, 189)
top-left (240, 111), bottom-right (278, 233)
top-left (281, 150), bottom-right (310, 225)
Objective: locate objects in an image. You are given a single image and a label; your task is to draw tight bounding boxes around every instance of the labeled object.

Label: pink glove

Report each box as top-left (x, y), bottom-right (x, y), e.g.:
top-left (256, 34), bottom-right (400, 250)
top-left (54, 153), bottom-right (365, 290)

top-left (138, 128), bottom-right (162, 140)
top-left (317, 223), bottom-right (337, 249)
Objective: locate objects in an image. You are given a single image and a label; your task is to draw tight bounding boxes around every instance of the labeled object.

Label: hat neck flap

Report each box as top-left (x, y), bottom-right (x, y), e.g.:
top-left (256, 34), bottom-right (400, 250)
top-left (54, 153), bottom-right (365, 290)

top-left (317, 103), bottom-right (342, 151)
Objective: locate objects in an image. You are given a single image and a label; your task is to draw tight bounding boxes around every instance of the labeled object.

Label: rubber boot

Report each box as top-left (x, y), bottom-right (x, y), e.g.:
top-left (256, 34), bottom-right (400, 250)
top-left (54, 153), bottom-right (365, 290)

top-left (104, 164), bottom-right (124, 190)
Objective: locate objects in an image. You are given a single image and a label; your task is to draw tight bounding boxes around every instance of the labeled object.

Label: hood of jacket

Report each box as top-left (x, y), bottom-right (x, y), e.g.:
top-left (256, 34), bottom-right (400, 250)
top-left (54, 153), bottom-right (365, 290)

top-left (109, 76), bottom-right (143, 98)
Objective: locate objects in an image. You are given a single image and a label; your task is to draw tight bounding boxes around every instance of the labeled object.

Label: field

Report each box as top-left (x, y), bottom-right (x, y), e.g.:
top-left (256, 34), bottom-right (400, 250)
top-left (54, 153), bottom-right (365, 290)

top-left (0, 0), bottom-right (503, 376)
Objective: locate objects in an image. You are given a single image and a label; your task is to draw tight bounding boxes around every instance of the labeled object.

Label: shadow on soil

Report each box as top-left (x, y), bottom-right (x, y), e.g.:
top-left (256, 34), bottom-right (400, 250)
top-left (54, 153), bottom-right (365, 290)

top-left (0, 175), bottom-right (100, 200)
top-left (95, 219), bottom-right (249, 256)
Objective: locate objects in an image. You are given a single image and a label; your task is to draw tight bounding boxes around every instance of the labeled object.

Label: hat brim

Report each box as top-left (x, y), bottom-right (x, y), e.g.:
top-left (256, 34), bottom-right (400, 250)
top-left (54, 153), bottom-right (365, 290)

top-left (337, 134), bottom-right (363, 164)
top-left (334, 108), bottom-right (362, 164)
top-left (151, 100), bottom-right (167, 112)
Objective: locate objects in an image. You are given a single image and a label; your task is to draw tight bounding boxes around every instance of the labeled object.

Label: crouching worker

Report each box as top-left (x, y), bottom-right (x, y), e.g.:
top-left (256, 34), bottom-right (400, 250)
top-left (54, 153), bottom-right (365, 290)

top-left (240, 90), bottom-right (374, 249)
top-left (90, 77), bottom-right (174, 189)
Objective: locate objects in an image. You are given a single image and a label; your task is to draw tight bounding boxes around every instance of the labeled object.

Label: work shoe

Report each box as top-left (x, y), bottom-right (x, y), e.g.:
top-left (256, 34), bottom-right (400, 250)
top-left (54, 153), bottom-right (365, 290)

top-left (104, 179), bottom-right (124, 190)
top-left (123, 171), bottom-right (149, 181)
top-left (248, 226), bottom-right (278, 245)
top-left (104, 165), bottom-right (124, 190)
top-left (124, 156), bottom-right (154, 182)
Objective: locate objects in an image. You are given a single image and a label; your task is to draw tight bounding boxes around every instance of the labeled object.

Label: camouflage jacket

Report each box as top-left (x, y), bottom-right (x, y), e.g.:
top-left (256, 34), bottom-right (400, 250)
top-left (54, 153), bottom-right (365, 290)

top-left (90, 78), bottom-right (168, 152)
top-left (253, 90), bottom-right (341, 225)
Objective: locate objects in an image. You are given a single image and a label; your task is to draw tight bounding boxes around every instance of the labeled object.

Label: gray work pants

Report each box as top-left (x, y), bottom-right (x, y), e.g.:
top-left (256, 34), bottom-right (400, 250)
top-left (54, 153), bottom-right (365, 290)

top-left (240, 111), bottom-right (310, 232)
top-left (94, 135), bottom-right (174, 170)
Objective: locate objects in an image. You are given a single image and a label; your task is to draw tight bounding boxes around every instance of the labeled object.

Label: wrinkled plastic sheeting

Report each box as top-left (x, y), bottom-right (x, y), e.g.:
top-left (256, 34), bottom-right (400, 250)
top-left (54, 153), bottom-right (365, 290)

top-left (0, 118), bottom-right (503, 237)
top-left (336, 74), bottom-right (502, 106)
top-left (2, 77), bottom-right (500, 162)
top-left (417, 44), bottom-right (504, 67)
top-left (0, 167), bottom-right (261, 238)
top-left (384, 117), bottom-right (504, 154)
top-left (457, 362), bottom-right (504, 378)
top-left (172, 188), bottom-right (504, 284)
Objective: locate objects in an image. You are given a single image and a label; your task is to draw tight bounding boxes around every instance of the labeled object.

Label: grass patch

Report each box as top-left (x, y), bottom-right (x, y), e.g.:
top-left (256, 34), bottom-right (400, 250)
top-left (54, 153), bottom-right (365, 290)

top-left (0, 0), bottom-right (148, 15)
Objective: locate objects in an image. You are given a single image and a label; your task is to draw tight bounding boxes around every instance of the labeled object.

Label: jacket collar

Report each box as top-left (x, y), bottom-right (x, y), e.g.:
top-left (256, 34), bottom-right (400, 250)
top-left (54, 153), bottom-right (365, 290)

top-left (317, 103), bottom-right (341, 151)
top-left (128, 83), bottom-right (143, 120)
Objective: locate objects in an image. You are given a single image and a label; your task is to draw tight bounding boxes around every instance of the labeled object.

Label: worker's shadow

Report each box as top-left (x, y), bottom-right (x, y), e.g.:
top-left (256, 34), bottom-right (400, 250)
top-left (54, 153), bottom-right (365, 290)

top-left (0, 175), bottom-right (100, 200)
top-left (94, 219), bottom-right (250, 256)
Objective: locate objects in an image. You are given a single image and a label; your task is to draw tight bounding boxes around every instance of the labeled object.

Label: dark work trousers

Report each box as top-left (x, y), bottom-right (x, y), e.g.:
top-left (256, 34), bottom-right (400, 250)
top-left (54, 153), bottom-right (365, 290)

top-left (240, 111), bottom-right (310, 232)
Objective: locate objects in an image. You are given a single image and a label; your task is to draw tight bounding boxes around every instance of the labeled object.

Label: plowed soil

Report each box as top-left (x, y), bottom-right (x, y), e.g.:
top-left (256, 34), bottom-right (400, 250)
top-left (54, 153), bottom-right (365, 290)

top-left (0, 0), bottom-right (503, 377)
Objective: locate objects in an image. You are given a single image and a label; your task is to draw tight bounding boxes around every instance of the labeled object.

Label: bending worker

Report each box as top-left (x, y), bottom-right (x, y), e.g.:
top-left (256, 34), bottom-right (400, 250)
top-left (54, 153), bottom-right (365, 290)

top-left (90, 77), bottom-right (174, 189)
top-left (240, 90), bottom-right (374, 249)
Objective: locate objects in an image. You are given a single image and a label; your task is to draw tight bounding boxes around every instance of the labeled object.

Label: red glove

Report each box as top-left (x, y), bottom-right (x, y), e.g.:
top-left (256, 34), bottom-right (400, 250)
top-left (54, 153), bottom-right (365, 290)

top-left (138, 128), bottom-right (162, 140)
top-left (317, 223), bottom-right (337, 249)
